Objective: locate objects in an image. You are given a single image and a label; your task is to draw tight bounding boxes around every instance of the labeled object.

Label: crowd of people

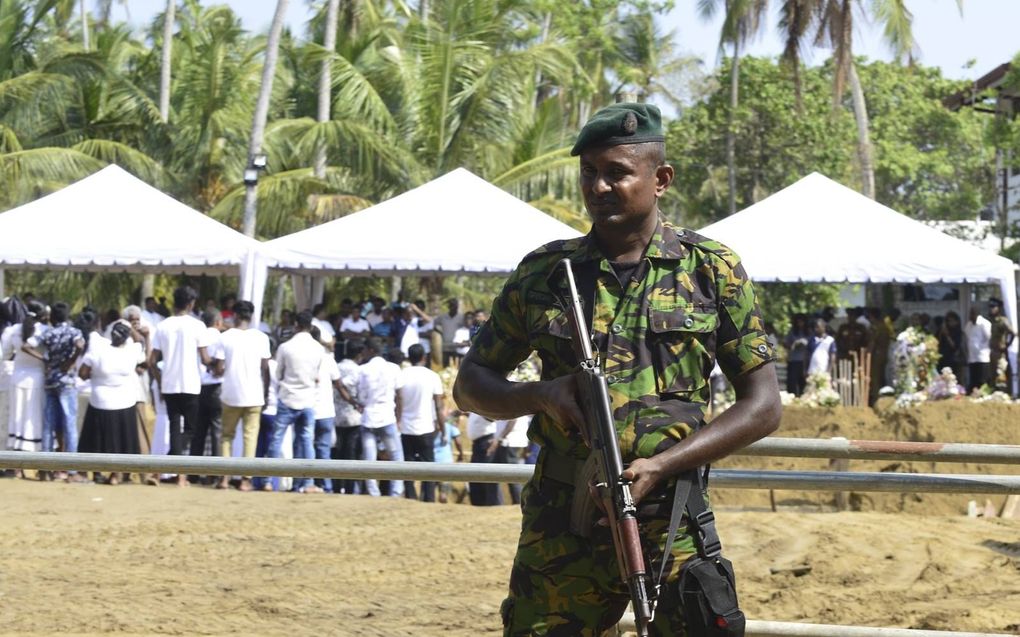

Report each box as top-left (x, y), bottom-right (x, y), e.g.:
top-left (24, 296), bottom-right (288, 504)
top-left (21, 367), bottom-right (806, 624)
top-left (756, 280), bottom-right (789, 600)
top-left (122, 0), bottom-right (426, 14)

top-left (780, 299), bottom-right (1016, 402)
top-left (0, 287), bottom-right (526, 504)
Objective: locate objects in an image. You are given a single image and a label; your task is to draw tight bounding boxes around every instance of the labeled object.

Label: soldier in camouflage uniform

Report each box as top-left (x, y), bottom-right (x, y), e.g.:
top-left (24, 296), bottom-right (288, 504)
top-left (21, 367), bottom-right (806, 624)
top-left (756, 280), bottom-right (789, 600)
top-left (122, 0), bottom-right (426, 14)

top-left (453, 103), bottom-right (781, 636)
top-left (987, 298), bottom-right (1016, 392)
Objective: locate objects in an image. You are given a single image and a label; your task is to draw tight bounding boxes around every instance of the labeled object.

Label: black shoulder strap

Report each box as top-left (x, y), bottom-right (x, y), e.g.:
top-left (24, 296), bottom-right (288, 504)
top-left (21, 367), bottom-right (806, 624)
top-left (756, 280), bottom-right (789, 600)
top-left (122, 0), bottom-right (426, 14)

top-left (654, 467), bottom-right (721, 589)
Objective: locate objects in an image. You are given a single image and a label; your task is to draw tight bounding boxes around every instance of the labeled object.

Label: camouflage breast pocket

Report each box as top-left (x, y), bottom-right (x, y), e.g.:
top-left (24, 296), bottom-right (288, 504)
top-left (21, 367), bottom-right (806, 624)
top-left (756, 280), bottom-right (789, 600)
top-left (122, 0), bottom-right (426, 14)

top-left (647, 306), bottom-right (718, 396)
top-left (525, 293), bottom-right (574, 370)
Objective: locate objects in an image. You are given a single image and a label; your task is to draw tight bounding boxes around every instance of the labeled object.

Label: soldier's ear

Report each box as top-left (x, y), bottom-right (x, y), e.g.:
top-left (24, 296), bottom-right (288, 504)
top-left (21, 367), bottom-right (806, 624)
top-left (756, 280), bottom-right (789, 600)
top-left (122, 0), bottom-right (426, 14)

top-left (654, 163), bottom-right (674, 197)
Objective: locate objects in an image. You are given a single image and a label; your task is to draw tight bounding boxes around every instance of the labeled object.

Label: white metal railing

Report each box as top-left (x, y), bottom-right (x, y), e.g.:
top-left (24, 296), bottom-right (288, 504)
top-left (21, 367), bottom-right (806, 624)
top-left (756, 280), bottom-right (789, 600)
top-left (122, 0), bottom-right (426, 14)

top-left (2, 452), bottom-right (1020, 494)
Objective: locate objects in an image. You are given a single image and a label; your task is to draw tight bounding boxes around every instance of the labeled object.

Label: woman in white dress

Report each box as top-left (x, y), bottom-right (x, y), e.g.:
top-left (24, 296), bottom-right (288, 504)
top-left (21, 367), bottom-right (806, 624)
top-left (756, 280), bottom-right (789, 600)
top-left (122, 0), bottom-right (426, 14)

top-left (7, 302), bottom-right (49, 460)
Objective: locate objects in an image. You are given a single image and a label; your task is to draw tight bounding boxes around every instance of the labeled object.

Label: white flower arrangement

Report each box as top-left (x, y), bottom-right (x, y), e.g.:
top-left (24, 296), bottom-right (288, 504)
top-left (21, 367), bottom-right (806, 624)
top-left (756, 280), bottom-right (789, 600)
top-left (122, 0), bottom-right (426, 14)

top-left (792, 372), bottom-right (841, 408)
top-left (926, 367), bottom-right (964, 401)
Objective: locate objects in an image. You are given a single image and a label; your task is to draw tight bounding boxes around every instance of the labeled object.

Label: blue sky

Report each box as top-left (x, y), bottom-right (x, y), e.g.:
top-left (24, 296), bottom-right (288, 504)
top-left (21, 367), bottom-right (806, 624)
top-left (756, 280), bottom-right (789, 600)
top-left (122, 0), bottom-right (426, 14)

top-left (106, 1), bottom-right (1017, 82)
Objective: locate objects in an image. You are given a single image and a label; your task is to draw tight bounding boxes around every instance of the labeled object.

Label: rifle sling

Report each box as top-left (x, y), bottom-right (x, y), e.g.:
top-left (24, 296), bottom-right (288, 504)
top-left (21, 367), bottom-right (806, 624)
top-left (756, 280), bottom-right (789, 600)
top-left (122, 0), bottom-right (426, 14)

top-left (655, 467), bottom-right (721, 592)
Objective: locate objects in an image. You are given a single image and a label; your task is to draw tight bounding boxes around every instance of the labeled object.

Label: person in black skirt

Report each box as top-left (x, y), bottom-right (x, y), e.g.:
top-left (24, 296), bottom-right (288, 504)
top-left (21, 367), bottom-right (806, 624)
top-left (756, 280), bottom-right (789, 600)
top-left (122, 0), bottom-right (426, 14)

top-left (78, 322), bottom-right (146, 485)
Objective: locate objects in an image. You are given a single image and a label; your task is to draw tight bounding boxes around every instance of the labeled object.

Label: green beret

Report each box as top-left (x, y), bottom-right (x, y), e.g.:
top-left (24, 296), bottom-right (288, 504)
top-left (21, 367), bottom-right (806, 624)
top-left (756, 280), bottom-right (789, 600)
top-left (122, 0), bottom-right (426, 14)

top-left (570, 103), bottom-right (665, 156)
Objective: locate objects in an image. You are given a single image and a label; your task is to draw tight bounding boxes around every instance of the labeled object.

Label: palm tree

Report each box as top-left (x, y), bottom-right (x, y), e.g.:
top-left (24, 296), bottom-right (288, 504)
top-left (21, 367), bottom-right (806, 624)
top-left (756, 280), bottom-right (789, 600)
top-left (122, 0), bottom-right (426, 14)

top-left (314, 0), bottom-right (340, 179)
top-left (699, 0), bottom-right (768, 215)
top-left (241, 0), bottom-right (290, 238)
top-left (777, 0), bottom-right (948, 199)
top-left (158, 0), bottom-right (175, 123)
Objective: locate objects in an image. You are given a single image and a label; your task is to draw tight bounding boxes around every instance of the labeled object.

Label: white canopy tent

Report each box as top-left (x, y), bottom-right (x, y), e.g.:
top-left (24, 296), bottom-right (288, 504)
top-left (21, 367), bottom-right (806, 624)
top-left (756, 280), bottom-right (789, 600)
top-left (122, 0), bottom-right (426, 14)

top-left (0, 165), bottom-right (267, 316)
top-left (266, 168), bottom-right (583, 277)
top-left (700, 172), bottom-right (1019, 373)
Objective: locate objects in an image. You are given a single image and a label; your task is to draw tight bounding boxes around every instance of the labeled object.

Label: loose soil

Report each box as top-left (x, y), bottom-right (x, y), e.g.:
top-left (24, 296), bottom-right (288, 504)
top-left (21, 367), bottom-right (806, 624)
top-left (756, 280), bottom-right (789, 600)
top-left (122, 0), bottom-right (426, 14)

top-left (2, 402), bottom-right (1018, 635)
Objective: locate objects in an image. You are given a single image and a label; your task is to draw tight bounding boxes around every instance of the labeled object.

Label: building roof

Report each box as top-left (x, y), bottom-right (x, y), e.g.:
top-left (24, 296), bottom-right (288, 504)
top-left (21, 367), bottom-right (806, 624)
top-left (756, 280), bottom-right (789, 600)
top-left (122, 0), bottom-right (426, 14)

top-left (944, 62), bottom-right (1014, 110)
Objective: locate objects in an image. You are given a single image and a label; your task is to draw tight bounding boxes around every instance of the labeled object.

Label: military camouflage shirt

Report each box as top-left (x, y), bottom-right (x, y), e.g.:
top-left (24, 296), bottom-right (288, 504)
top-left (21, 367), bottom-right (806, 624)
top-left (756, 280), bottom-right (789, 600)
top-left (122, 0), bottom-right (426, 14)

top-left (471, 220), bottom-right (775, 463)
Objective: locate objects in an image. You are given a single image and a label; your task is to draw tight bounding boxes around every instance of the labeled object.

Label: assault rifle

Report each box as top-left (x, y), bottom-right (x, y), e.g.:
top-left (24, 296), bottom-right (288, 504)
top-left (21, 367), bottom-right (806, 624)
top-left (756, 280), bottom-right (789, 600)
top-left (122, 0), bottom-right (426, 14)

top-left (559, 258), bottom-right (655, 637)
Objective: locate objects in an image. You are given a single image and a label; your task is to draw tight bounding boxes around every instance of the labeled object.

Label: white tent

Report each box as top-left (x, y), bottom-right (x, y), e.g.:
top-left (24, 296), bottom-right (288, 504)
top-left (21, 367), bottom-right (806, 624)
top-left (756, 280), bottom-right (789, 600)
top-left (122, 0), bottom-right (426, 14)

top-left (700, 172), bottom-right (1018, 366)
top-left (266, 167), bottom-right (583, 276)
top-left (0, 165), bottom-right (266, 314)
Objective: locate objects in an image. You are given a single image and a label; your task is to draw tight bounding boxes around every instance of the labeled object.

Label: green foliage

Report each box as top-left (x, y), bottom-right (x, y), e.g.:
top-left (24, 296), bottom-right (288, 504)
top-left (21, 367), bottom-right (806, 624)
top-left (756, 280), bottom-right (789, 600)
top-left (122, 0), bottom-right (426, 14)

top-left (860, 60), bottom-right (994, 220)
top-left (667, 56), bottom-right (855, 227)
top-left (756, 282), bottom-right (843, 336)
top-left (668, 56), bottom-right (996, 227)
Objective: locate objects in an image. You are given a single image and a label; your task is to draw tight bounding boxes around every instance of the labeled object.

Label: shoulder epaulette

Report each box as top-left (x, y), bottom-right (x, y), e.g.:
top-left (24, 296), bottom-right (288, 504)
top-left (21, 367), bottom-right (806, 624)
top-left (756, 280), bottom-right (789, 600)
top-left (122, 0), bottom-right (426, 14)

top-left (520, 236), bottom-right (585, 263)
top-left (674, 226), bottom-right (740, 268)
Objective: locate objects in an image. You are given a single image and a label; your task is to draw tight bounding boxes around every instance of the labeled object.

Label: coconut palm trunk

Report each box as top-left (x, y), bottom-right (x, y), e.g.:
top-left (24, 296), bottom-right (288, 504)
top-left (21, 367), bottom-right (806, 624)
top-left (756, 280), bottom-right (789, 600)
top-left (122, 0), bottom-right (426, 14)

top-left (848, 63), bottom-right (875, 199)
top-left (158, 0), bottom-right (175, 123)
top-left (314, 0), bottom-right (340, 179)
top-left (241, 0), bottom-right (290, 238)
top-left (726, 39), bottom-right (740, 215)
top-left (144, 0), bottom-right (176, 301)
top-left (80, 0), bottom-right (90, 50)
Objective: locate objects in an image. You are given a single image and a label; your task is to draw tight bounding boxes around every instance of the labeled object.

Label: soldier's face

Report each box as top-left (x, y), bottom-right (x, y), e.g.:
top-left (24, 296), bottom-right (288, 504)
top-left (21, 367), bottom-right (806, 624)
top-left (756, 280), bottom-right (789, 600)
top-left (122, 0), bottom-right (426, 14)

top-left (579, 144), bottom-right (672, 229)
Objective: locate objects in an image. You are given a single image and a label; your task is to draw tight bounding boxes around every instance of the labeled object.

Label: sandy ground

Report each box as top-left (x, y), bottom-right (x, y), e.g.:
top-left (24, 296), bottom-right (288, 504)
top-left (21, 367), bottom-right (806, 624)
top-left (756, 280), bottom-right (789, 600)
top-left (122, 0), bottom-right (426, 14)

top-left (1, 477), bottom-right (1018, 636)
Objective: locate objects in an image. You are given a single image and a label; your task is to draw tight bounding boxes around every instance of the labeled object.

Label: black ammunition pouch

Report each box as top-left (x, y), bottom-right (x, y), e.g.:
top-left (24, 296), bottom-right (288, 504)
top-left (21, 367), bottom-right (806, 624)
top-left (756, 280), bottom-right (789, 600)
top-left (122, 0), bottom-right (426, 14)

top-left (678, 554), bottom-right (745, 636)
top-left (658, 468), bottom-right (745, 637)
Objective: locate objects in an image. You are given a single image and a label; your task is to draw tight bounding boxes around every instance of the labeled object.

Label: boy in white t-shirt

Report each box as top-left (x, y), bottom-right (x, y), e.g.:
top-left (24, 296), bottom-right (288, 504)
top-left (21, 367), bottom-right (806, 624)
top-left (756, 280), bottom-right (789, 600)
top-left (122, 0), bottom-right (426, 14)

top-left (148, 286), bottom-right (216, 486)
top-left (395, 343), bottom-right (445, 501)
top-left (309, 326), bottom-right (342, 493)
top-left (214, 301), bottom-right (271, 491)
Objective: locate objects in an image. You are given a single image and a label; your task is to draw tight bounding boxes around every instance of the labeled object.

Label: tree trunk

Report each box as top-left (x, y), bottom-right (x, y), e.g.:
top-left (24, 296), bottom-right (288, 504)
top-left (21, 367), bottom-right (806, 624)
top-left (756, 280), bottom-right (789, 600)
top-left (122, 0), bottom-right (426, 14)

top-left (848, 63), bottom-right (875, 200)
top-left (533, 12), bottom-right (552, 108)
top-left (158, 0), bottom-right (175, 123)
top-left (314, 0), bottom-right (340, 179)
top-left (726, 41), bottom-right (740, 216)
top-left (241, 0), bottom-right (290, 238)
top-left (80, 0), bottom-right (90, 50)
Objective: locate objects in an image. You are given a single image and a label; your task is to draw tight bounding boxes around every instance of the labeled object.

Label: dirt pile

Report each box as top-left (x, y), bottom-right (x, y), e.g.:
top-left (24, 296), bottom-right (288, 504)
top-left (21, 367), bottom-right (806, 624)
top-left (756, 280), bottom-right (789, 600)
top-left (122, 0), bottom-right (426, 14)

top-left (712, 403), bottom-right (1020, 515)
top-left (0, 479), bottom-right (1017, 636)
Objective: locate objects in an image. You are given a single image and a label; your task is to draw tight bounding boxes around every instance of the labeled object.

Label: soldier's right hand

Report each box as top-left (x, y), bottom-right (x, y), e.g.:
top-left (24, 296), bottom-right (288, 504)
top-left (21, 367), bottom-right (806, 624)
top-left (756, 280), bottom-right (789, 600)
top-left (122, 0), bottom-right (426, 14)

top-left (535, 374), bottom-right (585, 435)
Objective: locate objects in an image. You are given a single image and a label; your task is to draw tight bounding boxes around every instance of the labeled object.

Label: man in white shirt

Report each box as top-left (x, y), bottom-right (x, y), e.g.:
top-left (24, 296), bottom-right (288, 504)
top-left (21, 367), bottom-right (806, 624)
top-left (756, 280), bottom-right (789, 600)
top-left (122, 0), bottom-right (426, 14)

top-left (310, 325), bottom-right (343, 494)
top-left (311, 303), bottom-right (336, 345)
top-left (964, 307), bottom-right (992, 393)
top-left (433, 299), bottom-right (464, 366)
top-left (396, 344), bottom-right (445, 502)
top-left (354, 337), bottom-right (404, 497)
top-left (333, 341), bottom-right (364, 495)
top-left (339, 305), bottom-right (371, 340)
top-left (192, 310), bottom-right (225, 467)
top-left (489, 414), bottom-right (531, 505)
top-left (466, 411), bottom-right (501, 506)
top-left (214, 301), bottom-right (270, 491)
top-left (272, 310), bottom-right (322, 492)
top-left (452, 313), bottom-right (475, 362)
top-left (364, 298), bottom-right (385, 329)
top-left (142, 296), bottom-right (165, 328)
top-left (149, 286), bottom-right (215, 486)
top-left (806, 318), bottom-right (836, 376)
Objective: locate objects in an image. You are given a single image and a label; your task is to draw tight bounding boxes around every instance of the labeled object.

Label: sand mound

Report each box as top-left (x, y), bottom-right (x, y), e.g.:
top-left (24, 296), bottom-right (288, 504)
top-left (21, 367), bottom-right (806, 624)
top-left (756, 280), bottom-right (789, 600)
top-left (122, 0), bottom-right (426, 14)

top-left (712, 403), bottom-right (1020, 515)
top-left (1, 479), bottom-right (1018, 636)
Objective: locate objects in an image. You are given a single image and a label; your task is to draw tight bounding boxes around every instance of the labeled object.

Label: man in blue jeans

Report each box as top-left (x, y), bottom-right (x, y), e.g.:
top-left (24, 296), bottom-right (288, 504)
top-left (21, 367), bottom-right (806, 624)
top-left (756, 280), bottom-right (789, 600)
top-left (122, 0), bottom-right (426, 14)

top-left (40, 302), bottom-right (85, 481)
top-left (271, 310), bottom-right (321, 493)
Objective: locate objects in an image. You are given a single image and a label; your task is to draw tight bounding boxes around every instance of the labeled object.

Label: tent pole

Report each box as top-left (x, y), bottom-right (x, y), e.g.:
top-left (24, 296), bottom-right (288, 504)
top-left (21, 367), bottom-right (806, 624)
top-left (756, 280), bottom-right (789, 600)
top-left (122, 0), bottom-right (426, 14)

top-left (391, 275), bottom-right (402, 303)
top-left (272, 275), bottom-right (285, 325)
top-left (0, 268), bottom-right (5, 299)
top-left (311, 276), bottom-right (326, 305)
top-left (960, 283), bottom-right (972, 325)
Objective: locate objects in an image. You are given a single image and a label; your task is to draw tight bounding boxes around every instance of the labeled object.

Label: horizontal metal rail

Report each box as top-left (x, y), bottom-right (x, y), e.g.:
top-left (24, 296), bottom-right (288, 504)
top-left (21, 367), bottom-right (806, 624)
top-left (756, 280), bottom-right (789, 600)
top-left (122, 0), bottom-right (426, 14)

top-left (618, 616), bottom-right (1010, 637)
top-left (738, 438), bottom-right (1020, 465)
top-left (2, 452), bottom-right (1020, 494)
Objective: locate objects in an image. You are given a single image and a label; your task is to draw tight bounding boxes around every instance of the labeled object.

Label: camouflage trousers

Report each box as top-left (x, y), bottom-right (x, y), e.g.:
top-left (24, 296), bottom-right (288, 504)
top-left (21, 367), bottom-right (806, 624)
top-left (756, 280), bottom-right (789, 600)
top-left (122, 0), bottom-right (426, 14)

top-left (501, 474), bottom-right (698, 636)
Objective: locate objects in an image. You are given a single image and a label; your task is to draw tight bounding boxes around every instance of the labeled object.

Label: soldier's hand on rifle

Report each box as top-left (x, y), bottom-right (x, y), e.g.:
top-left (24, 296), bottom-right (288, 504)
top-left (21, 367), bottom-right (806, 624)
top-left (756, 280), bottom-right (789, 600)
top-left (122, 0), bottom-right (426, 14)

top-left (620, 457), bottom-right (665, 506)
top-left (535, 374), bottom-right (586, 436)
